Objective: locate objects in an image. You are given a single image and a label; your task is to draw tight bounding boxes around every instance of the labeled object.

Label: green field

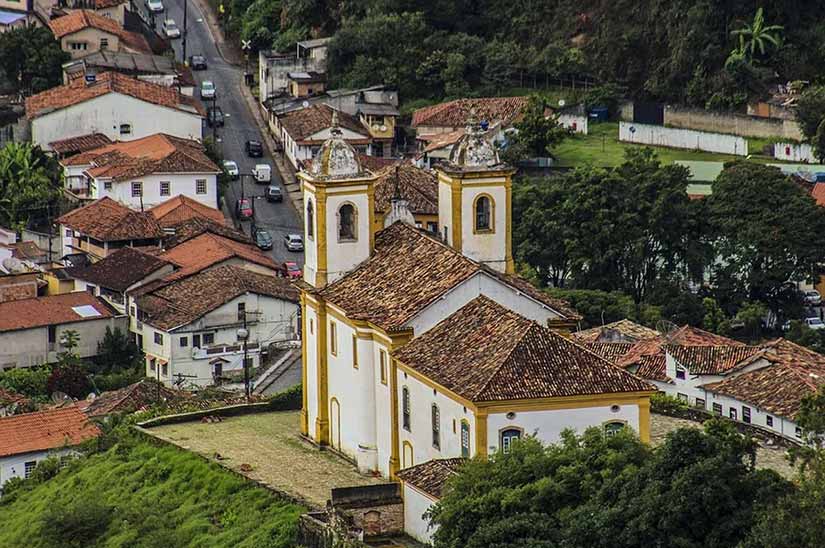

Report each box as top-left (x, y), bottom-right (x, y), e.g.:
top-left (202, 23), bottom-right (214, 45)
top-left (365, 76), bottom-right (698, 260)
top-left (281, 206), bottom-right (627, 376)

top-left (0, 433), bottom-right (305, 548)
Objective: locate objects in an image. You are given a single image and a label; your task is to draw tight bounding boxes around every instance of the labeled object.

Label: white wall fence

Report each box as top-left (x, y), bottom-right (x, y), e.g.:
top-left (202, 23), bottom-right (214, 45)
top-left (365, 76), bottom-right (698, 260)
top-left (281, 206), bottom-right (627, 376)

top-left (774, 142), bottom-right (816, 163)
top-left (619, 122), bottom-right (748, 156)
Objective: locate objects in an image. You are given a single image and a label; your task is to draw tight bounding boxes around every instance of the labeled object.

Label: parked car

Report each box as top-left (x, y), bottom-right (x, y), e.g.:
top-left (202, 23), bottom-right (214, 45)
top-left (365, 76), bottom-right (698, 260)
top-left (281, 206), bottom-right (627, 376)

top-left (254, 229), bottom-right (273, 250)
top-left (804, 289), bottom-right (822, 306)
top-left (283, 261), bottom-right (302, 279)
top-left (806, 317), bottom-right (825, 330)
top-left (223, 160), bottom-right (239, 180)
top-left (284, 233), bottom-right (303, 251)
top-left (245, 139), bottom-right (263, 157)
top-left (146, 0), bottom-right (164, 12)
top-left (162, 19), bottom-right (180, 38)
top-left (200, 80), bottom-right (216, 99)
top-left (235, 198), bottom-right (253, 219)
top-left (207, 106), bottom-right (224, 127)
top-left (253, 164), bottom-right (271, 184)
top-left (189, 55), bottom-right (207, 70)
top-left (266, 185), bottom-right (283, 202)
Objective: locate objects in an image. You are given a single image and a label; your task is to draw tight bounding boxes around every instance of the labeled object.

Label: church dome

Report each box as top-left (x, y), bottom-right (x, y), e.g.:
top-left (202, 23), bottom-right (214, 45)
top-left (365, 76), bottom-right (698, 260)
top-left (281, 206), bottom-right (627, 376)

top-left (448, 110), bottom-right (501, 168)
top-left (310, 111), bottom-right (364, 179)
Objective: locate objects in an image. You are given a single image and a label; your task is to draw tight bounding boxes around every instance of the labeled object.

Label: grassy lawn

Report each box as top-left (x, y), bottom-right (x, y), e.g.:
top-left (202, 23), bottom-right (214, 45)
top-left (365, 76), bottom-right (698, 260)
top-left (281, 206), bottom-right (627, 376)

top-left (149, 411), bottom-right (384, 508)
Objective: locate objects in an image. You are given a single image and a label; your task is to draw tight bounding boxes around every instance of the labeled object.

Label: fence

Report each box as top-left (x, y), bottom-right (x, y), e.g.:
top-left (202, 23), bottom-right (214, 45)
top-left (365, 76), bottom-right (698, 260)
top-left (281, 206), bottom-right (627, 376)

top-left (664, 104), bottom-right (802, 141)
top-left (774, 142), bottom-right (816, 163)
top-left (619, 122), bottom-right (748, 156)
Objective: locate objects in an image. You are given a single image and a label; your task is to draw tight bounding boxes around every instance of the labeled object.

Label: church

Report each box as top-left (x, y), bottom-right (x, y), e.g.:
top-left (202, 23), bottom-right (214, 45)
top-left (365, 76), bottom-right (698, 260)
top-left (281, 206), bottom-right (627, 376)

top-left (296, 114), bottom-right (655, 484)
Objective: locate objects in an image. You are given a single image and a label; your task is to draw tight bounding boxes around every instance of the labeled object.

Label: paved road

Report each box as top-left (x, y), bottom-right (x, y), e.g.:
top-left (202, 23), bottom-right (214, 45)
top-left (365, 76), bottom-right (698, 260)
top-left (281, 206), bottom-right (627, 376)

top-left (160, 0), bottom-right (304, 267)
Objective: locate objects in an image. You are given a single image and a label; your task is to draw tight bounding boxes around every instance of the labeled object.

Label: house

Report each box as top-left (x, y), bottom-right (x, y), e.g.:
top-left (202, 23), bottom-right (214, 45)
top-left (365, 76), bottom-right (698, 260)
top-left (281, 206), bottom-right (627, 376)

top-left (0, 0), bottom-right (36, 32)
top-left (258, 38), bottom-right (331, 104)
top-left (26, 71), bottom-right (204, 150)
top-left (0, 291), bottom-right (125, 369)
top-left (60, 133), bottom-right (220, 208)
top-left (132, 265), bottom-right (299, 387)
top-left (54, 0), bottom-right (130, 24)
top-left (0, 272), bottom-right (41, 303)
top-left (48, 10), bottom-right (150, 58)
top-left (372, 163), bottom-right (438, 233)
top-left (0, 388), bottom-right (29, 417)
top-left (396, 459), bottom-right (464, 544)
top-left (296, 119), bottom-right (655, 545)
top-left (0, 406), bottom-right (99, 489)
top-left (572, 319), bottom-right (660, 344)
top-left (411, 96), bottom-right (529, 139)
top-left (50, 132), bottom-right (112, 159)
top-left (62, 51), bottom-right (196, 96)
top-left (287, 71), bottom-right (326, 98)
top-left (84, 379), bottom-right (179, 416)
top-left (56, 197), bottom-right (165, 260)
top-left (147, 194), bottom-right (227, 230)
top-left (414, 130), bottom-right (465, 169)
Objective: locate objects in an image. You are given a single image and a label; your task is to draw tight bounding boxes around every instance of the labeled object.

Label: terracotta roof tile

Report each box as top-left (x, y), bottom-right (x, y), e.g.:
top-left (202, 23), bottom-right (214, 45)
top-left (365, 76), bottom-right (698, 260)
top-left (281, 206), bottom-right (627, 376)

top-left (394, 297), bottom-right (652, 402)
top-left (135, 264), bottom-right (298, 330)
top-left (356, 153), bottom-right (400, 173)
top-left (48, 11), bottom-right (150, 53)
top-left (57, 197), bottom-right (165, 242)
top-left (573, 320), bottom-right (660, 344)
top-left (148, 194), bottom-right (226, 228)
top-left (665, 345), bottom-right (764, 375)
top-left (279, 104), bottom-right (367, 142)
top-left (419, 129), bottom-right (466, 153)
top-left (26, 72), bottom-right (204, 120)
top-left (159, 232), bottom-right (278, 281)
top-left (412, 97), bottom-right (528, 128)
top-left (49, 133), bottom-right (112, 155)
top-left (0, 292), bottom-right (116, 332)
top-left (67, 247), bottom-right (171, 292)
top-left (0, 387), bottom-right (29, 408)
top-left (85, 379), bottom-right (180, 417)
top-left (812, 183), bottom-right (825, 207)
top-left (396, 458), bottom-right (466, 499)
top-left (161, 217), bottom-right (249, 247)
top-left (373, 164), bottom-right (438, 216)
top-left (583, 342), bottom-right (636, 363)
top-left (0, 406), bottom-right (100, 458)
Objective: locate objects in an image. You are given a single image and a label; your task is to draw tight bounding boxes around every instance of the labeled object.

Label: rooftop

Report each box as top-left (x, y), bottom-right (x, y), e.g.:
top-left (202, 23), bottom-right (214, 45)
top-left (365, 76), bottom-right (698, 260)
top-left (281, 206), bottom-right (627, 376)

top-left (49, 132), bottom-right (112, 156)
top-left (161, 217), bottom-right (249, 248)
top-left (67, 246), bottom-right (171, 292)
top-left (393, 296), bottom-right (652, 402)
top-left (64, 50), bottom-right (176, 75)
top-left (0, 291), bottom-right (116, 333)
top-left (48, 10), bottom-right (150, 54)
top-left (158, 232), bottom-right (279, 281)
top-left (279, 103), bottom-right (367, 143)
top-left (148, 195), bottom-right (226, 228)
top-left (57, 197), bottom-right (165, 242)
top-left (85, 379), bottom-right (180, 417)
top-left (665, 344), bottom-right (765, 375)
top-left (396, 458), bottom-right (466, 499)
top-left (412, 96), bottom-right (528, 129)
top-left (572, 320), bottom-right (661, 344)
top-left (0, 406), bottom-right (100, 458)
top-left (373, 164), bottom-right (438, 216)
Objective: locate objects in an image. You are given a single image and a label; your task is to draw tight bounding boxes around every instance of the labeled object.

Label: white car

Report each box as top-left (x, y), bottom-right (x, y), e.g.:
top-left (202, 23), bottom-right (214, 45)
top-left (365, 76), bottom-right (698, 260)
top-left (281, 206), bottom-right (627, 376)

top-left (804, 289), bottom-right (822, 306)
top-left (200, 80), bottom-right (216, 99)
top-left (805, 317), bottom-right (825, 330)
top-left (146, 0), bottom-right (164, 12)
top-left (223, 160), bottom-right (239, 179)
top-left (162, 19), bottom-right (180, 39)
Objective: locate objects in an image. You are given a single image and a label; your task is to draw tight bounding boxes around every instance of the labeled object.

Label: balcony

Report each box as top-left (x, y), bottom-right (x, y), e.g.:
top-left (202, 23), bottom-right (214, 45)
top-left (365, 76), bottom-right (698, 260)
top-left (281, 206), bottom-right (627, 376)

top-left (64, 176), bottom-right (95, 200)
top-left (192, 342), bottom-right (260, 360)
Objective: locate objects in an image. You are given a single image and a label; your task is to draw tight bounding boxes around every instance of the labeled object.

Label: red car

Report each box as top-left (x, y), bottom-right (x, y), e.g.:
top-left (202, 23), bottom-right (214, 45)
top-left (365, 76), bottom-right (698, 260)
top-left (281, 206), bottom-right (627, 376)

top-left (235, 198), bottom-right (253, 219)
top-left (284, 261), bottom-right (302, 279)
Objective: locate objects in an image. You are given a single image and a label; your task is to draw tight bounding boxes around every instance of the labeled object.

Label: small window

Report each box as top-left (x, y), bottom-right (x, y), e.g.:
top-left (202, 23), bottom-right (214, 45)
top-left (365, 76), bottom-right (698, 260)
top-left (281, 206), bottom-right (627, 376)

top-left (100, 38), bottom-right (109, 49)
top-left (179, 336), bottom-right (188, 347)
top-left (352, 335), bottom-right (358, 369)
top-left (766, 415), bottom-right (774, 427)
top-left (675, 367), bottom-right (686, 380)
top-left (402, 387), bottom-right (410, 431)
top-left (196, 179), bottom-right (207, 194)
top-left (427, 221), bottom-right (438, 233)
top-left (306, 199), bottom-right (314, 239)
top-left (796, 426), bottom-right (803, 437)
top-left (48, 325), bottom-right (56, 344)
top-left (192, 334), bottom-right (201, 348)
top-left (203, 333), bottom-right (214, 345)
top-left (677, 393), bottom-right (688, 402)
top-left (604, 421), bottom-right (625, 437)
top-left (160, 181), bottom-right (171, 196)
top-left (309, 319), bottom-right (314, 335)
top-left (712, 403), bottom-right (723, 415)
top-left (237, 302), bottom-right (245, 322)
top-left (154, 332), bottom-right (163, 345)
top-left (695, 398), bottom-right (705, 409)
top-left (474, 195), bottom-right (492, 231)
top-left (149, 359), bottom-right (156, 372)
top-left (338, 203), bottom-right (357, 241)
top-left (729, 408), bottom-right (738, 421)
top-left (742, 406), bottom-right (751, 424)
top-left (161, 363), bottom-right (168, 376)
top-left (104, 181), bottom-right (113, 190)
top-left (24, 460), bottom-right (36, 478)
top-left (379, 350), bottom-right (387, 385)
top-left (431, 404), bottom-right (440, 450)
top-left (131, 181), bottom-right (142, 197)
top-left (500, 428), bottom-right (521, 454)
top-left (460, 420), bottom-right (470, 458)
top-left (329, 321), bottom-right (337, 355)
top-left (120, 123), bottom-right (132, 136)
top-left (130, 305), bottom-right (136, 317)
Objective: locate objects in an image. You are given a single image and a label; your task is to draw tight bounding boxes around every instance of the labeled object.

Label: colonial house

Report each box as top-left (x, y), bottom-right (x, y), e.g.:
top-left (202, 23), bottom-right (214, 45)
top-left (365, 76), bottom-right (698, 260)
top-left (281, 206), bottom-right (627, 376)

top-left (60, 133), bottom-right (220, 208)
top-left (147, 194), bottom-right (227, 230)
top-left (54, 0), bottom-right (130, 25)
top-left (396, 459), bottom-right (463, 544)
top-left (0, 406), bottom-right (99, 490)
top-left (48, 10), bottom-right (150, 59)
top-left (50, 132), bottom-right (112, 159)
top-left (0, 291), bottom-right (125, 369)
top-left (56, 197), bottom-right (165, 260)
top-left (0, 0), bottom-right (36, 32)
top-left (372, 163), bottom-right (438, 234)
top-left (131, 265), bottom-right (299, 387)
top-left (62, 51), bottom-right (196, 96)
top-left (296, 119), bottom-right (655, 542)
top-left (26, 71), bottom-right (204, 150)
top-left (411, 96), bottom-right (529, 139)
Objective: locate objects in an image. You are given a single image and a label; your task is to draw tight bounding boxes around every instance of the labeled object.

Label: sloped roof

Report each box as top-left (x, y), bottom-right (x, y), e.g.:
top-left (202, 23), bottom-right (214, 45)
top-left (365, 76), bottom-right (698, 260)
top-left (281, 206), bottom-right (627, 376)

top-left (48, 11), bottom-right (150, 53)
top-left (136, 264), bottom-right (298, 330)
top-left (419, 129), bottom-right (465, 153)
top-left (811, 182), bottom-right (825, 206)
top-left (26, 71), bottom-right (204, 120)
top-left (373, 163), bottom-right (438, 216)
top-left (57, 197), bottom-right (165, 242)
top-left (67, 246), bottom-right (171, 292)
top-left (0, 387), bottom-right (29, 408)
top-left (0, 292), bottom-right (116, 332)
top-left (394, 296), bottom-right (652, 402)
top-left (583, 342), bottom-right (636, 364)
top-left (278, 104), bottom-right (367, 142)
top-left (316, 222), bottom-right (578, 331)
top-left (665, 345), bottom-right (765, 375)
top-left (148, 195), bottom-right (226, 228)
top-left (412, 97), bottom-right (528, 128)
top-left (396, 458), bottom-right (465, 499)
top-left (572, 320), bottom-right (660, 344)
top-left (85, 379), bottom-right (180, 417)
top-left (161, 217), bottom-right (248, 248)
top-left (49, 132), bottom-right (112, 155)
top-left (159, 232), bottom-right (279, 281)
top-left (0, 406), bottom-right (99, 458)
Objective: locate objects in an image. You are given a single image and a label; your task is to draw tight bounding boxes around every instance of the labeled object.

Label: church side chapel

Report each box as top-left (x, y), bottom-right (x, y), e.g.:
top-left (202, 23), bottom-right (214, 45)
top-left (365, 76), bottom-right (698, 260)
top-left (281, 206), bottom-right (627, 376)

top-left (296, 113), bottom-right (655, 483)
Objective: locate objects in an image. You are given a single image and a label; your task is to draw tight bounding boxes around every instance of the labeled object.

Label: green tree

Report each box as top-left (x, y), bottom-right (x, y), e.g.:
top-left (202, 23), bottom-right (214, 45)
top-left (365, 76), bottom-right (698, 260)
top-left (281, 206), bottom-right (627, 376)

top-left (94, 327), bottom-right (142, 374)
top-left (730, 8), bottom-right (783, 62)
top-left (702, 297), bottom-right (730, 334)
top-left (813, 117), bottom-right (825, 163)
top-left (0, 366), bottom-right (50, 398)
top-left (0, 142), bottom-right (62, 230)
top-left (794, 85), bottom-right (825, 141)
top-left (0, 26), bottom-right (69, 94)
top-left (501, 95), bottom-right (569, 163)
top-left (47, 331), bottom-right (91, 399)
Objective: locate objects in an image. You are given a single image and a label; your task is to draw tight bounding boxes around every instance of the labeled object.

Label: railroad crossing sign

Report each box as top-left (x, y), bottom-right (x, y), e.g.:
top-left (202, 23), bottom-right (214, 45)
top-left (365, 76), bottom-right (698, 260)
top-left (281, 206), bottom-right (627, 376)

top-left (241, 40), bottom-right (251, 51)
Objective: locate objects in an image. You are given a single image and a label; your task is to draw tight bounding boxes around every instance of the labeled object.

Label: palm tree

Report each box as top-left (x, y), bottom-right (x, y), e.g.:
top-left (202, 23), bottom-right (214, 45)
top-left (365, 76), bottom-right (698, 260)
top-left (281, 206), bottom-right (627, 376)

top-left (731, 8), bottom-right (783, 60)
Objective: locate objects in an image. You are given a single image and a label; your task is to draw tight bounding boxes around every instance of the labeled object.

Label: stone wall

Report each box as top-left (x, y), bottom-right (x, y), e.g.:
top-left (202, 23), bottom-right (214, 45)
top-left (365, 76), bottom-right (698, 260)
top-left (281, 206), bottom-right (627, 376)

top-left (331, 484), bottom-right (404, 538)
top-left (664, 105), bottom-right (803, 140)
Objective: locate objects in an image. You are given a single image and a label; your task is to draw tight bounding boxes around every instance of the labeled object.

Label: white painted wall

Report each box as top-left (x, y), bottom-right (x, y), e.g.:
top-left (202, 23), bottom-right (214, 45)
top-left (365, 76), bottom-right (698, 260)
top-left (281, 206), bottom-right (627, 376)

top-left (402, 484), bottom-right (437, 545)
top-left (305, 304), bottom-right (319, 435)
top-left (324, 188), bottom-right (371, 284)
top-left (619, 122), bottom-right (748, 156)
top-left (437, 178), bottom-right (452, 245)
top-left (460, 182), bottom-right (508, 272)
top-left (661, 352), bottom-right (772, 405)
top-left (302, 192), bottom-right (318, 286)
top-left (92, 173), bottom-right (218, 210)
top-left (774, 142), bottom-right (815, 163)
top-left (557, 113), bottom-right (588, 135)
top-left (373, 338), bottom-right (393, 477)
top-left (0, 448), bottom-right (75, 490)
top-left (702, 389), bottom-right (802, 442)
top-left (32, 93), bottom-right (203, 150)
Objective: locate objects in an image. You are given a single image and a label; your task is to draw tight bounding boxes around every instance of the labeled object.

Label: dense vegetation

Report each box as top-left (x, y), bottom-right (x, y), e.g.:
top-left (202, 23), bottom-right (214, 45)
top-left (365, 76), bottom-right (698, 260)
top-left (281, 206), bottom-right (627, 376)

top-left (0, 142), bottom-right (63, 231)
top-left (0, 26), bottom-right (68, 95)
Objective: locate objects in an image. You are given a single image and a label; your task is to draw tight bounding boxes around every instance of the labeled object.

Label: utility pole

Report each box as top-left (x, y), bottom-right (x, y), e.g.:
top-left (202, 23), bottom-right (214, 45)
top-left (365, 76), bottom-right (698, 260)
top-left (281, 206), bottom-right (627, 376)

top-left (237, 313), bottom-right (250, 402)
top-left (182, 0), bottom-right (188, 63)
top-left (211, 93), bottom-right (217, 143)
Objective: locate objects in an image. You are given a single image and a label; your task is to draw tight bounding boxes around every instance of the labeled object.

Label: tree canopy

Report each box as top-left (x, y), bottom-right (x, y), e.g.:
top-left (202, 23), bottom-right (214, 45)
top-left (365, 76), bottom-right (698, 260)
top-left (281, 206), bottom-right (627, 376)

top-left (0, 26), bottom-right (69, 95)
top-left (0, 142), bottom-right (62, 230)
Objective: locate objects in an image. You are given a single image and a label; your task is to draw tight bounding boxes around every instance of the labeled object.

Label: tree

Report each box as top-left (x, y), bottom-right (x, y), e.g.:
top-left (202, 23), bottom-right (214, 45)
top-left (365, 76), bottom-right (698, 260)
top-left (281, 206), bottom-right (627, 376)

top-left (730, 8), bottom-right (783, 62)
top-left (0, 26), bottom-right (69, 94)
top-left (0, 142), bottom-right (62, 230)
top-left (501, 95), bottom-right (569, 163)
top-left (93, 327), bottom-right (142, 374)
top-left (813, 117), bottom-right (825, 163)
top-left (702, 297), bottom-right (731, 335)
top-left (0, 366), bottom-right (50, 397)
top-left (47, 331), bottom-right (91, 399)
top-left (795, 85), bottom-right (825, 142)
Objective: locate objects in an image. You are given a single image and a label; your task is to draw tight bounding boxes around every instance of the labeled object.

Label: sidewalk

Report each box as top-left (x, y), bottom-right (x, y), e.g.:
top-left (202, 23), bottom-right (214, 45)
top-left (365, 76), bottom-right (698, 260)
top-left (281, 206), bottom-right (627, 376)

top-left (190, 0), bottom-right (243, 65)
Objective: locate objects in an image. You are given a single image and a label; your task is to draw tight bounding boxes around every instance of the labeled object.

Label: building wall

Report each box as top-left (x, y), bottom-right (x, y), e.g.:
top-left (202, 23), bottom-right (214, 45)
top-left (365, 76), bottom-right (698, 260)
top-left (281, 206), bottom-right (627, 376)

top-left (702, 389), bottom-right (802, 442)
top-left (437, 178), bottom-right (452, 246)
top-left (304, 301), bottom-right (319, 435)
top-left (619, 121), bottom-right (748, 156)
top-left (60, 28), bottom-right (120, 59)
top-left (93, 172), bottom-right (218, 210)
top-left (460, 182), bottom-right (508, 271)
top-left (774, 142), bottom-right (815, 163)
top-left (302, 188), bottom-right (319, 286)
top-left (401, 484), bottom-right (437, 544)
top-left (557, 113), bottom-right (588, 135)
top-left (32, 93), bottom-right (203, 150)
top-left (324, 188), bottom-right (371, 284)
top-left (664, 104), bottom-right (803, 141)
top-left (0, 448), bottom-right (75, 489)
top-left (661, 353), bottom-right (773, 406)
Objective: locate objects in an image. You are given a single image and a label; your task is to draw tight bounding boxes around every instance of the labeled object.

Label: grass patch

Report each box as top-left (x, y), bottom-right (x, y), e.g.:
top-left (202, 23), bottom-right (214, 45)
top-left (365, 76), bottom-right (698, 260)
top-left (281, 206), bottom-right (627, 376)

top-left (0, 432), bottom-right (305, 548)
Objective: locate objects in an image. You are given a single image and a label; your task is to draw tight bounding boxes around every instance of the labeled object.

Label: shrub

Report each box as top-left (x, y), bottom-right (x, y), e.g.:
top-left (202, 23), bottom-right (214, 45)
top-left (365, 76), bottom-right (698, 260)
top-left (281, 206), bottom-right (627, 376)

top-left (651, 392), bottom-right (689, 414)
top-left (47, 363), bottom-right (91, 399)
top-left (0, 366), bottom-right (50, 397)
top-left (40, 497), bottom-right (112, 548)
top-left (267, 384), bottom-right (301, 411)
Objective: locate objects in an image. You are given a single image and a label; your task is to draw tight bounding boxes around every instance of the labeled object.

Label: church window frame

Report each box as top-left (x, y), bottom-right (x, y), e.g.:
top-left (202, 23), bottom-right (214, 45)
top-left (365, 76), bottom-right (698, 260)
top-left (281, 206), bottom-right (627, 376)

top-left (473, 194), bottom-right (494, 233)
top-left (431, 404), bottom-right (441, 450)
top-left (460, 419), bottom-right (471, 457)
top-left (337, 202), bottom-right (358, 242)
top-left (402, 387), bottom-right (411, 431)
top-left (329, 321), bottom-right (337, 356)
top-left (306, 198), bottom-right (315, 239)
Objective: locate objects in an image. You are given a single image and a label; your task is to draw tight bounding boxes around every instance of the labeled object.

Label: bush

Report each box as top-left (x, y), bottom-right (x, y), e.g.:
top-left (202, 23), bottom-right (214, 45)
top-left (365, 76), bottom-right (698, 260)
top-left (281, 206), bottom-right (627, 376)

top-left (40, 497), bottom-right (112, 548)
top-left (92, 369), bottom-right (144, 392)
top-left (267, 384), bottom-right (301, 411)
top-left (47, 363), bottom-right (91, 399)
top-left (0, 366), bottom-right (50, 397)
top-left (650, 392), bottom-right (689, 414)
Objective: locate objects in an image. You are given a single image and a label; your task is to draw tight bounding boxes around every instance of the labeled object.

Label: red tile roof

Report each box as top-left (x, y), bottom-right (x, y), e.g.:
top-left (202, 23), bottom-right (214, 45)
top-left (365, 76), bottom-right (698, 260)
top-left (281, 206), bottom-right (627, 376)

top-left (393, 296), bottom-right (653, 402)
top-left (63, 134), bottom-right (219, 182)
top-left (0, 406), bottom-right (100, 458)
top-left (812, 183), bottom-right (825, 206)
top-left (573, 320), bottom-right (660, 344)
top-left (67, 246), bottom-right (172, 292)
top-left (48, 11), bottom-right (150, 53)
top-left (49, 133), bottom-right (112, 155)
top-left (397, 458), bottom-right (466, 499)
top-left (0, 292), bottom-right (116, 332)
top-left (148, 194), bottom-right (226, 228)
top-left (0, 387), bottom-right (29, 408)
top-left (279, 104), bottom-right (367, 142)
top-left (85, 379), bottom-right (180, 417)
top-left (665, 344), bottom-right (765, 375)
top-left (373, 163), bottom-right (438, 216)
top-left (57, 197), bottom-right (165, 242)
top-left (159, 232), bottom-right (279, 281)
top-left (412, 97), bottom-right (528, 129)
top-left (26, 71), bottom-right (205, 120)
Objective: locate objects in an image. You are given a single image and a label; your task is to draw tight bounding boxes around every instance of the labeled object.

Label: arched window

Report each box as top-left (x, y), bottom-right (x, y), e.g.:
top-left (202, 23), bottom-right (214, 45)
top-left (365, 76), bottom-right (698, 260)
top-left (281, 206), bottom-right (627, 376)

top-left (500, 428), bottom-right (521, 454)
top-left (460, 420), bottom-right (470, 458)
top-left (402, 387), bottom-right (411, 431)
top-left (474, 195), bottom-right (493, 232)
top-left (306, 199), bottom-right (314, 239)
top-left (338, 203), bottom-right (357, 241)
top-left (431, 404), bottom-right (440, 450)
top-left (604, 421), bottom-right (626, 437)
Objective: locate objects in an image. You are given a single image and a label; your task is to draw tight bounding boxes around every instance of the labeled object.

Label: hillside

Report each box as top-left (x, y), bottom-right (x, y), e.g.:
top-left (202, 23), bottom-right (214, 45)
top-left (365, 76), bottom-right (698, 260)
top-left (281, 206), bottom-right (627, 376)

top-left (0, 433), bottom-right (304, 548)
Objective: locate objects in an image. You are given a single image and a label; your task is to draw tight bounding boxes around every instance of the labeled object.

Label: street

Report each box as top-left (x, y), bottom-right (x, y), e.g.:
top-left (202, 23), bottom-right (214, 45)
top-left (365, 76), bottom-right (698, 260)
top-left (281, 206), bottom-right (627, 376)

top-left (161, 0), bottom-right (304, 268)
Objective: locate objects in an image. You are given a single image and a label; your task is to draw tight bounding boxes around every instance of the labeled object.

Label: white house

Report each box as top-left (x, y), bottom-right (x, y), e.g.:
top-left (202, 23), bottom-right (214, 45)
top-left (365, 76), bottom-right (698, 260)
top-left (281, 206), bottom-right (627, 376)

top-left (0, 406), bottom-right (99, 490)
top-left (60, 133), bottom-right (220, 209)
top-left (258, 38), bottom-right (330, 104)
top-left (131, 265), bottom-right (299, 388)
top-left (396, 459), bottom-right (463, 545)
top-left (48, 10), bottom-right (150, 59)
top-left (0, 291), bottom-right (126, 369)
top-left (26, 71), bottom-right (204, 151)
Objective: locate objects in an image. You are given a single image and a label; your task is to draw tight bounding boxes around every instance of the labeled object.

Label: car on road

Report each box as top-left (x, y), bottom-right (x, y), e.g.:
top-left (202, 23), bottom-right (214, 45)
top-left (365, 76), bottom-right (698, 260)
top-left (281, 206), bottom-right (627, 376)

top-left (146, 0), bottom-right (164, 12)
top-left (804, 289), bottom-right (822, 306)
top-left (223, 160), bottom-right (239, 180)
top-left (200, 80), bottom-right (216, 99)
top-left (162, 19), bottom-right (180, 38)
top-left (284, 233), bottom-right (303, 251)
top-left (245, 139), bottom-right (263, 157)
top-left (283, 261), bottom-right (302, 279)
top-left (253, 164), bottom-right (271, 184)
top-left (266, 185), bottom-right (282, 202)
top-left (254, 229), bottom-right (273, 250)
top-left (806, 317), bottom-right (825, 330)
top-left (189, 55), bottom-right (207, 70)
top-left (235, 198), bottom-right (253, 220)
top-left (207, 106), bottom-right (224, 127)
